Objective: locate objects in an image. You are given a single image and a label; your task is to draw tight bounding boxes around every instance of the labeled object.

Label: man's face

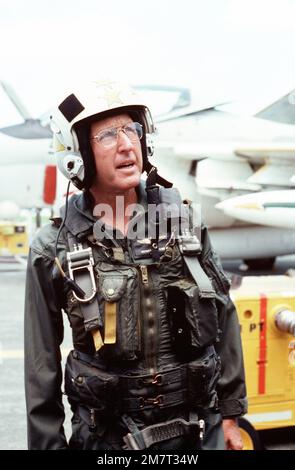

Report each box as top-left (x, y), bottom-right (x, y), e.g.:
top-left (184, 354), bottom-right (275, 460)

top-left (90, 113), bottom-right (143, 193)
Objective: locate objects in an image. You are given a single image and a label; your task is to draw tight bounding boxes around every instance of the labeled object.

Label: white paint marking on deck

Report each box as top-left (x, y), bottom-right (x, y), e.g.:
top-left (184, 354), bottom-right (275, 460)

top-left (245, 410), bottom-right (293, 423)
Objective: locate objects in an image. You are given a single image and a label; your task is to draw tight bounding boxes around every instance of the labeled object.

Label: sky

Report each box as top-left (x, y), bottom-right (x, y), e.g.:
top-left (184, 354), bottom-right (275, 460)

top-left (1, 0), bottom-right (295, 125)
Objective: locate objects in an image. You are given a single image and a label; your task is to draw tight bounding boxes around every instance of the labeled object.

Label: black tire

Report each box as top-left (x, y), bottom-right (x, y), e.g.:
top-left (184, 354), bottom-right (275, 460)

top-left (238, 418), bottom-right (262, 450)
top-left (244, 257), bottom-right (276, 271)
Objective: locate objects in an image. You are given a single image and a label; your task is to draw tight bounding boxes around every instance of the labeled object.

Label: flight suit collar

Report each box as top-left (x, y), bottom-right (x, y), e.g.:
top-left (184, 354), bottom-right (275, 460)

top-left (62, 180), bottom-right (148, 239)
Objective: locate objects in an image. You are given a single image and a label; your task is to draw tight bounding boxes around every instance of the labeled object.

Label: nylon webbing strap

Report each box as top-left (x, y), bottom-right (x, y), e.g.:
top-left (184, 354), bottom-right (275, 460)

top-left (67, 233), bottom-right (103, 351)
top-left (144, 162), bottom-right (173, 188)
top-left (104, 302), bottom-right (116, 344)
top-left (123, 413), bottom-right (199, 450)
top-left (183, 255), bottom-right (215, 298)
top-left (92, 330), bottom-right (103, 351)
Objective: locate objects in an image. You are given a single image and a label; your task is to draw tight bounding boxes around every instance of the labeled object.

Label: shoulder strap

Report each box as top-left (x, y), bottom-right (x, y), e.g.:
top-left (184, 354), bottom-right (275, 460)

top-left (182, 255), bottom-right (215, 298)
top-left (178, 201), bottom-right (215, 298)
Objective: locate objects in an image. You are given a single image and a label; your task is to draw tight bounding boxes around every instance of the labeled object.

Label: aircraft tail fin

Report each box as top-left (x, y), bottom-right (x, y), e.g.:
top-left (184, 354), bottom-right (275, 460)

top-left (255, 89), bottom-right (295, 125)
top-left (1, 80), bottom-right (32, 121)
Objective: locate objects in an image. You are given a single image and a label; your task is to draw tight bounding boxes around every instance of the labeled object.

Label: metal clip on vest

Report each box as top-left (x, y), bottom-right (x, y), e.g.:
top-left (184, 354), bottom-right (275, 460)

top-left (178, 229), bottom-right (201, 255)
top-left (67, 244), bottom-right (97, 303)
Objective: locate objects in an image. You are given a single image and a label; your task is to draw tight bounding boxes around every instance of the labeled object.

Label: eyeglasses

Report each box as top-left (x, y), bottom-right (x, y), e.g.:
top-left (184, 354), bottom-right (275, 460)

top-left (90, 122), bottom-right (143, 149)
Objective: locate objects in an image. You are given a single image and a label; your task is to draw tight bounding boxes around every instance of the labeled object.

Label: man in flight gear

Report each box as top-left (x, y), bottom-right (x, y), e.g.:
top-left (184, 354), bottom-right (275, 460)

top-left (24, 79), bottom-right (247, 450)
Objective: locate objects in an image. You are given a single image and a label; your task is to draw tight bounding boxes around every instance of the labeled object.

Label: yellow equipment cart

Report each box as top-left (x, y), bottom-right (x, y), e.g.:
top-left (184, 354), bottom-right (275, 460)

top-left (231, 275), bottom-right (295, 449)
top-left (0, 221), bottom-right (28, 256)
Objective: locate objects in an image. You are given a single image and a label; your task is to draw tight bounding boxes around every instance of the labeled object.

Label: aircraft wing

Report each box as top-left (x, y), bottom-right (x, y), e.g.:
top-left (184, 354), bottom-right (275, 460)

top-left (0, 80), bottom-right (52, 140)
top-left (155, 101), bottom-right (230, 122)
top-left (235, 145), bottom-right (295, 160)
top-left (155, 108), bottom-right (295, 162)
top-left (0, 120), bottom-right (52, 139)
top-left (155, 103), bottom-right (295, 193)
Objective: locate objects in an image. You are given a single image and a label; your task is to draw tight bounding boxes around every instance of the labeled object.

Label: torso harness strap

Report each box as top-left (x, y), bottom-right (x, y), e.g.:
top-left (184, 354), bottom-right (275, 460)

top-left (65, 181), bottom-right (215, 351)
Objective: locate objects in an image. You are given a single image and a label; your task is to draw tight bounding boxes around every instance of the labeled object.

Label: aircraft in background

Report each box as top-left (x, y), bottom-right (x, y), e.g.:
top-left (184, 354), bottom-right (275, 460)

top-left (1, 81), bottom-right (295, 267)
top-left (150, 86), bottom-right (295, 268)
top-left (0, 81), bottom-right (55, 219)
top-left (216, 190), bottom-right (295, 229)
top-left (0, 82), bottom-right (193, 217)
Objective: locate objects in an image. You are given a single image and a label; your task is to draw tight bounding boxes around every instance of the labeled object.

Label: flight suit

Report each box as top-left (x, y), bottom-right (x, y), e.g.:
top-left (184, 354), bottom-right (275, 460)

top-left (24, 181), bottom-right (247, 450)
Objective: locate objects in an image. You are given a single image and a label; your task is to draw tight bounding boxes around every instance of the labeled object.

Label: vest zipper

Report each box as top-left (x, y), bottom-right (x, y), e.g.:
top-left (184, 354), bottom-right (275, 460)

top-left (139, 264), bottom-right (158, 375)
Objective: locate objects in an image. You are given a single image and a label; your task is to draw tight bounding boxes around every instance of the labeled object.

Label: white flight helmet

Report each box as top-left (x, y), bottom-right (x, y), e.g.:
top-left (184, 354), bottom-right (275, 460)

top-left (50, 79), bottom-right (155, 190)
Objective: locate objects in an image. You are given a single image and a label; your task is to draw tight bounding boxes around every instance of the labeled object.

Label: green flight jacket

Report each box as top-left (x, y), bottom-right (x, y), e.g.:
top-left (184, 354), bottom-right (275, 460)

top-left (24, 183), bottom-right (247, 449)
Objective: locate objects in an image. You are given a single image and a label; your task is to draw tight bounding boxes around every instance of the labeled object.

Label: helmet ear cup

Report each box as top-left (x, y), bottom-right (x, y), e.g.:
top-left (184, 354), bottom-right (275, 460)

top-left (56, 151), bottom-right (85, 189)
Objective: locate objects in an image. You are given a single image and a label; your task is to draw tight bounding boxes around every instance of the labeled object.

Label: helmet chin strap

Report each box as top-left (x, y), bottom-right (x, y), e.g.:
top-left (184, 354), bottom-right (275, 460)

top-left (144, 163), bottom-right (173, 262)
top-left (145, 161), bottom-right (173, 191)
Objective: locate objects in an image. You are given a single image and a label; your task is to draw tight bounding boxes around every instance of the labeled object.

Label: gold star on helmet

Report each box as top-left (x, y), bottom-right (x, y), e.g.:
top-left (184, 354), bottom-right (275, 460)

top-left (92, 79), bottom-right (123, 106)
top-left (105, 89), bottom-right (124, 108)
top-left (104, 87), bottom-right (124, 107)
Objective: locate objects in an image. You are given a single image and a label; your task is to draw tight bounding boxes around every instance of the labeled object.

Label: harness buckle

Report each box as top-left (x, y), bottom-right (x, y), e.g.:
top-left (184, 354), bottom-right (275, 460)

top-left (67, 244), bottom-right (97, 303)
top-left (123, 432), bottom-right (141, 450)
top-left (152, 374), bottom-right (163, 386)
top-left (140, 395), bottom-right (164, 408)
top-left (153, 395), bottom-right (164, 406)
top-left (138, 373), bottom-right (163, 387)
top-left (178, 229), bottom-right (201, 255)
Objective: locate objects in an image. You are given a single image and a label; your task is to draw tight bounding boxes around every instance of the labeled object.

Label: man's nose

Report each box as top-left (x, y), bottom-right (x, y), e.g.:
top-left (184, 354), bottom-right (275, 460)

top-left (117, 129), bottom-right (134, 151)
